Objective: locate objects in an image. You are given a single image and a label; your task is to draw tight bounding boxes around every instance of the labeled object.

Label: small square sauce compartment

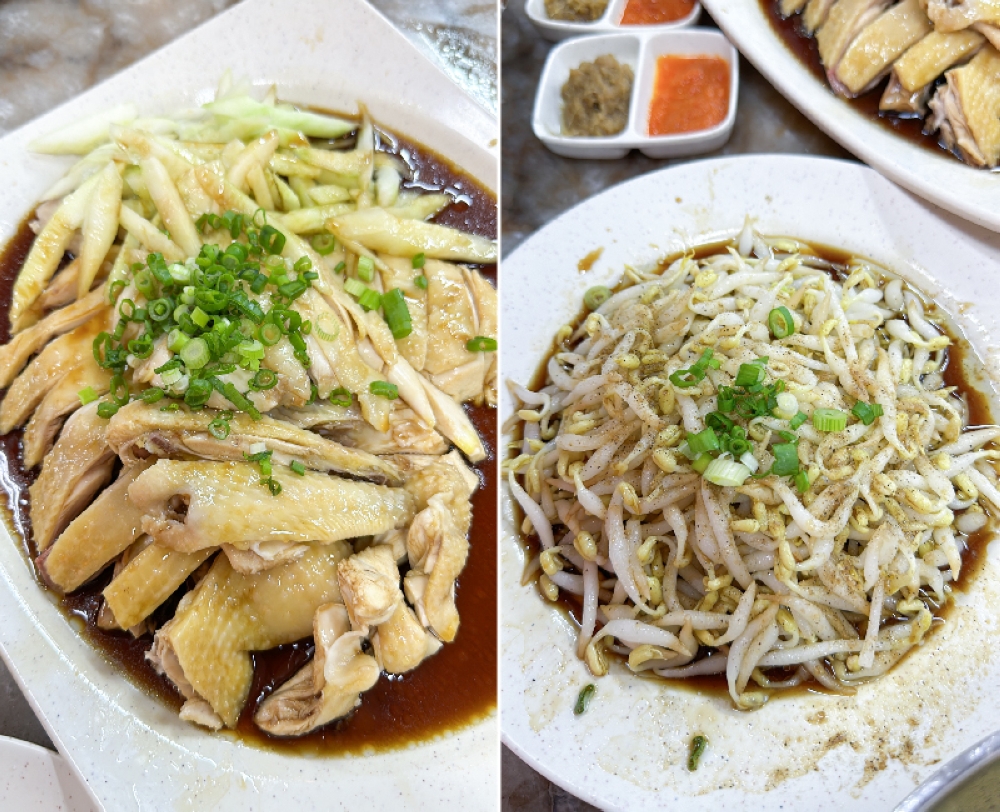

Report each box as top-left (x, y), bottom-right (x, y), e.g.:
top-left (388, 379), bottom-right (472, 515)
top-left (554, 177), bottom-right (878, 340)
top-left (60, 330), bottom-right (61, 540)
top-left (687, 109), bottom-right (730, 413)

top-left (525, 0), bottom-right (701, 41)
top-left (532, 28), bottom-right (738, 160)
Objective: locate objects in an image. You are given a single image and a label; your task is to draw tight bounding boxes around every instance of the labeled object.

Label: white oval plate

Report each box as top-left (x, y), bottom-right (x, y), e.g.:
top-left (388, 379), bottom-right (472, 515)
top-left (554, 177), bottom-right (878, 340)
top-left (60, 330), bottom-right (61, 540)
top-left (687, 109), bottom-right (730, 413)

top-left (501, 155), bottom-right (1000, 812)
top-left (525, 0), bottom-right (702, 41)
top-left (0, 736), bottom-right (96, 811)
top-left (0, 0), bottom-right (497, 809)
top-left (699, 0), bottom-right (1000, 233)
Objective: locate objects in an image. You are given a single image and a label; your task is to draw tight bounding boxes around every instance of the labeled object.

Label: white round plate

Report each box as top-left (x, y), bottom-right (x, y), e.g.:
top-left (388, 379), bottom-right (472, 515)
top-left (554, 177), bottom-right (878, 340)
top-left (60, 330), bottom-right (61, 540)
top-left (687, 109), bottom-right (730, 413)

top-left (699, 0), bottom-right (1000, 234)
top-left (0, 0), bottom-right (497, 809)
top-left (0, 736), bottom-right (97, 811)
top-left (501, 155), bottom-right (1000, 812)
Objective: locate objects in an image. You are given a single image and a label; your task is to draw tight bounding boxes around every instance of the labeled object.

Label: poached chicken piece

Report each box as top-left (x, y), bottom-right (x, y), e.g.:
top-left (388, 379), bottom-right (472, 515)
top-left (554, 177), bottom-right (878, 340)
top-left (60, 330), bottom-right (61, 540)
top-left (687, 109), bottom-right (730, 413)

top-left (0, 77), bottom-right (495, 739)
top-left (778, 0), bottom-right (1000, 167)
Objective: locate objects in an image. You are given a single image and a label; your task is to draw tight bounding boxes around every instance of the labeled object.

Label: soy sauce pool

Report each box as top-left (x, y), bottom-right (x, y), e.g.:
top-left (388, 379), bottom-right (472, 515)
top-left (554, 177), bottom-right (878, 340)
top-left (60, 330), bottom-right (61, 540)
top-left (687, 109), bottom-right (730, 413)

top-left (0, 123), bottom-right (497, 755)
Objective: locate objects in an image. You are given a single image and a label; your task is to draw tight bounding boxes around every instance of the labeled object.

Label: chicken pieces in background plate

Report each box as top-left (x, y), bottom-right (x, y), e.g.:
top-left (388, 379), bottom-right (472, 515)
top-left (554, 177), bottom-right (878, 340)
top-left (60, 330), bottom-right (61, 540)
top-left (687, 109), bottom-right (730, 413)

top-left (778, 0), bottom-right (1000, 167)
top-left (0, 75), bottom-right (497, 736)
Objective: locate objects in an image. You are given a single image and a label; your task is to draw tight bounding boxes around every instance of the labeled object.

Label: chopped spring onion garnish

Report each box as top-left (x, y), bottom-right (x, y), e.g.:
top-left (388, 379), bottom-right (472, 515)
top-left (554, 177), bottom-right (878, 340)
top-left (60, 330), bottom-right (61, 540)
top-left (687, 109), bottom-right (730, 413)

top-left (789, 411), bottom-right (808, 430)
top-left (574, 684), bottom-right (596, 715)
top-left (78, 386), bottom-right (99, 406)
top-left (414, 274), bottom-right (428, 290)
top-left (687, 427), bottom-right (720, 455)
top-left (412, 252), bottom-right (426, 270)
top-left (740, 451), bottom-right (759, 473)
top-left (794, 470), bottom-right (811, 493)
top-left (329, 387), bottom-right (352, 407)
top-left (97, 402), bottom-right (119, 419)
top-left (334, 261), bottom-right (346, 274)
top-left (705, 411), bottom-right (735, 434)
top-left (584, 286), bottom-right (611, 311)
top-left (250, 369), bottom-right (278, 390)
top-left (356, 255), bottom-right (375, 282)
top-left (289, 460), bottom-right (306, 476)
top-left (702, 458), bottom-right (752, 487)
top-left (735, 362), bottom-right (766, 388)
top-left (669, 348), bottom-right (716, 388)
top-left (91, 212), bottom-right (321, 425)
top-left (692, 453), bottom-right (713, 474)
top-left (852, 401), bottom-right (884, 425)
top-left (466, 336), bottom-right (497, 352)
top-left (314, 315), bottom-right (339, 342)
top-left (258, 322), bottom-right (282, 346)
top-left (245, 448), bottom-right (279, 493)
top-left (311, 234), bottom-right (336, 255)
top-left (343, 277), bottom-right (367, 298)
top-left (208, 417), bottom-right (231, 440)
top-left (180, 337), bottom-right (210, 370)
top-left (813, 408), bottom-right (848, 432)
top-left (357, 288), bottom-right (382, 312)
top-left (688, 735), bottom-right (708, 772)
top-left (771, 442), bottom-right (800, 476)
top-left (773, 392), bottom-right (798, 420)
top-left (381, 288), bottom-right (413, 340)
top-left (369, 381), bottom-right (398, 399)
top-left (768, 306), bottom-right (795, 339)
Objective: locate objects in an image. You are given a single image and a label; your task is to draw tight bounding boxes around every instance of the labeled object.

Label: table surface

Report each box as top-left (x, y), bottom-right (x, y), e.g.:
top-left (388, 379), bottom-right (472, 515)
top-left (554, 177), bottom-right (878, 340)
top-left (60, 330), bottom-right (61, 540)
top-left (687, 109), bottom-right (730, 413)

top-left (499, 2), bottom-right (850, 811)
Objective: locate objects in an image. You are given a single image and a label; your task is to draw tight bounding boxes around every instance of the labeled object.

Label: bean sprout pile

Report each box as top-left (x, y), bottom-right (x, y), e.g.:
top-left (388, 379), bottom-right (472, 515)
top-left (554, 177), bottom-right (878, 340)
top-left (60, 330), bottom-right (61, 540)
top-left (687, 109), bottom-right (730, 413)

top-left (506, 224), bottom-right (1000, 709)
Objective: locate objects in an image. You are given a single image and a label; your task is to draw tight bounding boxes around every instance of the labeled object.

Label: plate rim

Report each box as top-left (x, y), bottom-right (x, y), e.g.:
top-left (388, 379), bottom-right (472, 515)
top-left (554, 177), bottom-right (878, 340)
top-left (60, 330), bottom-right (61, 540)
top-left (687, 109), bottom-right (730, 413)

top-left (499, 152), bottom-right (1000, 812)
top-left (0, 1), bottom-right (498, 809)
top-left (699, 0), bottom-right (1000, 234)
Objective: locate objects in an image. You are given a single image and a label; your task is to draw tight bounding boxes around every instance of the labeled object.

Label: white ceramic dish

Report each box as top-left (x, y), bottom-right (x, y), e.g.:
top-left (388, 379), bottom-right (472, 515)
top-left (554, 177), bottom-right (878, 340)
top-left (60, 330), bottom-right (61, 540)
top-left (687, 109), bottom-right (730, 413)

top-left (525, 0), bottom-right (702, 41)
top-left (501, 154), bottom-right (1000, 812)
top-left (0, 736), bottom-right (96, 812)
top-left (0, 1), bottom-right (497, 810)
top-left (532, 29), bottom-right (738, 159)
top-left (700, 0), bottom-right (1000, 234)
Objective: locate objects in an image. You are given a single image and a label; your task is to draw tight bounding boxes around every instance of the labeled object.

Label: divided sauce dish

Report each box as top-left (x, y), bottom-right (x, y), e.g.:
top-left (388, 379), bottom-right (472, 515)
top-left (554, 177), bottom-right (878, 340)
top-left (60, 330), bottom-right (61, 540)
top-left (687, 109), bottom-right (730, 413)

top-left (525, 0), bottom-right (702, 41)
top-left (532, 29), bottom-right (738, 159)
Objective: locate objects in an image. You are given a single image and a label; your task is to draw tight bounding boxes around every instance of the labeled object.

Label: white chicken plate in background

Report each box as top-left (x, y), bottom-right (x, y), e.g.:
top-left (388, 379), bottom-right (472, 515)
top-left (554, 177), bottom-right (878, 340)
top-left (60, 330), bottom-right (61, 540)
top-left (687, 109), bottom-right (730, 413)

top-left (0, 73), bottom-right (497, 738)
top-left (776, 0), bottom-right (1000, 167)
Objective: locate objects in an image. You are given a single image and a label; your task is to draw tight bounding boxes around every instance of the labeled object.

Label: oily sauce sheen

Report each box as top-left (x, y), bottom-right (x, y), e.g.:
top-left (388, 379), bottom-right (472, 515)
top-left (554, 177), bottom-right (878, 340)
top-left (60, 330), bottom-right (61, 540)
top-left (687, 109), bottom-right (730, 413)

top-left (516, 239), bottom-right (997, 699)
top-left (0, 125), bottom-right (497, 754)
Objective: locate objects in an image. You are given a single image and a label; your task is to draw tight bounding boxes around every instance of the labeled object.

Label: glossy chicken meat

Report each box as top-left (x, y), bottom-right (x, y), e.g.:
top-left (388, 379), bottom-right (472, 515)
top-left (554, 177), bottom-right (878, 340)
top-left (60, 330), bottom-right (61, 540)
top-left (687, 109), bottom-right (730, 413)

top-left (779, 0), bottom-right (1000, 166)
top-left (0, 79), bottom-right (495, 736)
